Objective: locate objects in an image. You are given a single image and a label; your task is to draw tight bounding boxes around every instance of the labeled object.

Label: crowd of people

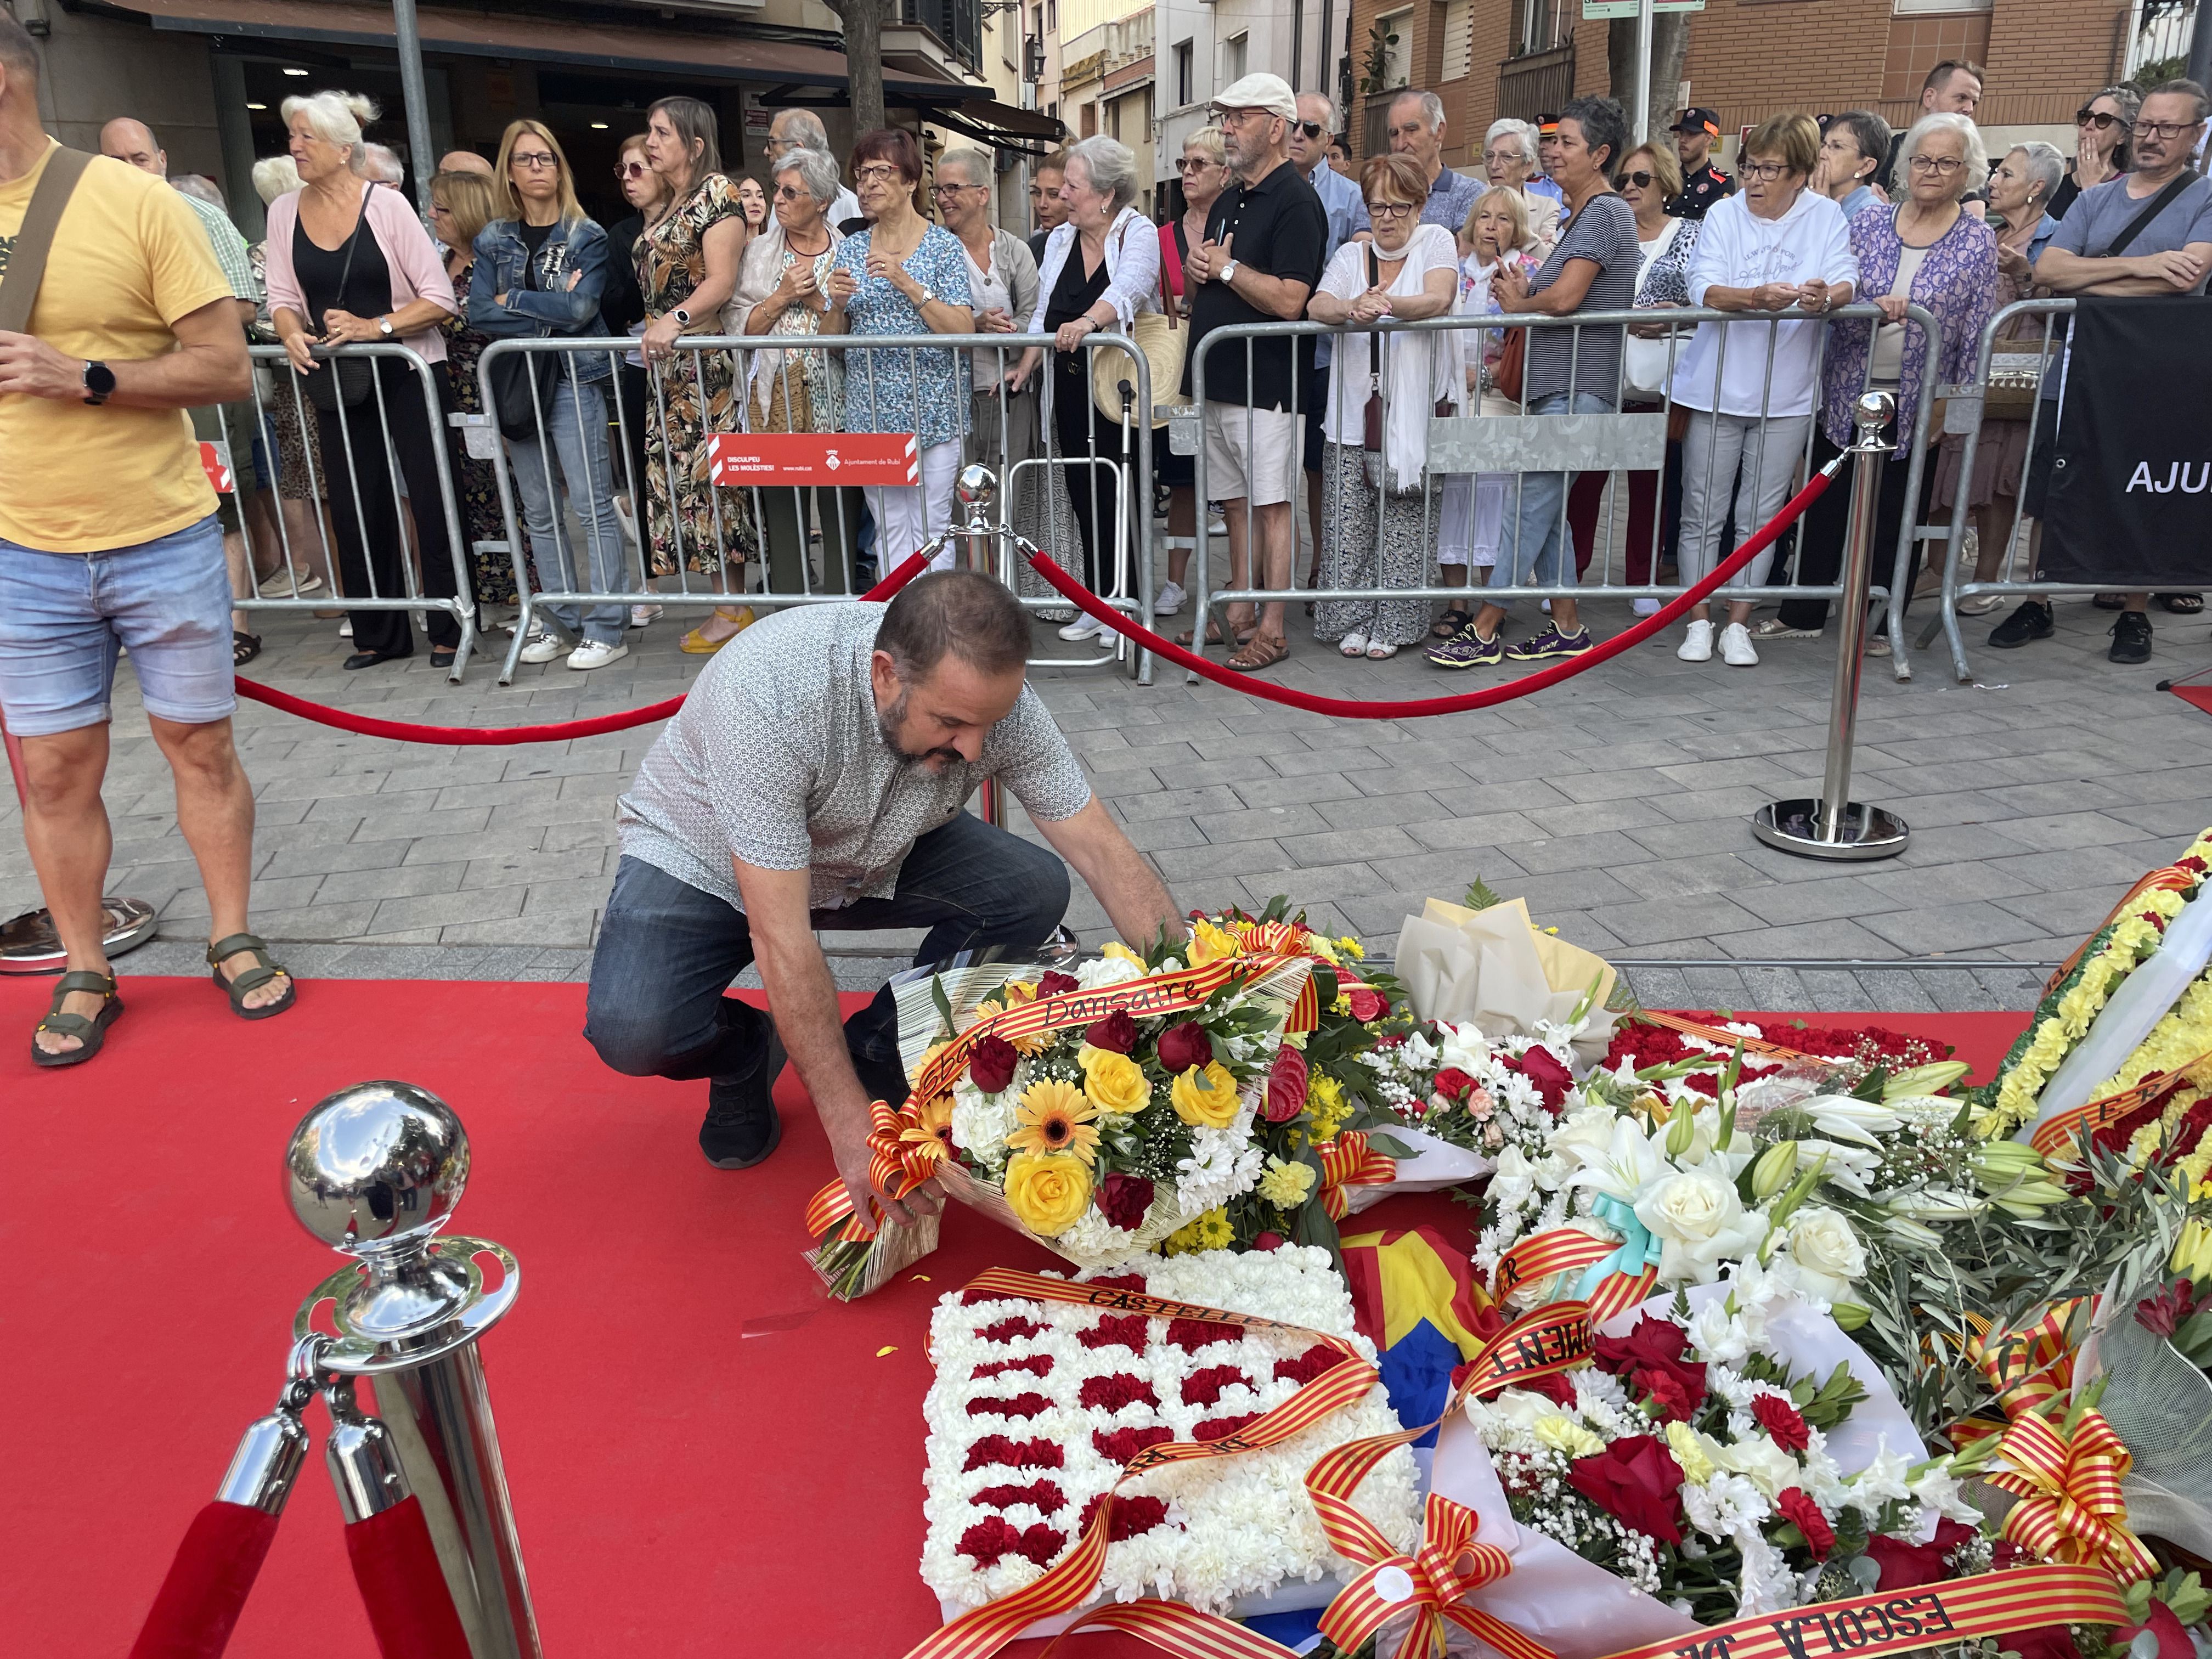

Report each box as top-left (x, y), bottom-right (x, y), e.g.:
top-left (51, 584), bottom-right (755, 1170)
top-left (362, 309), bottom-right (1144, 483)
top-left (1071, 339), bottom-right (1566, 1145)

top-left (36, 50), bottom-right (2212, 682)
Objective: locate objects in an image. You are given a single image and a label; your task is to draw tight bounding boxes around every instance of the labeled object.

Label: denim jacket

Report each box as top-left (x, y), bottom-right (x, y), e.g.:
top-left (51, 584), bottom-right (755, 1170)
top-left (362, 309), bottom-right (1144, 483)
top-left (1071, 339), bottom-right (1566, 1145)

top-left (467, 216), bottom-right (613, 383)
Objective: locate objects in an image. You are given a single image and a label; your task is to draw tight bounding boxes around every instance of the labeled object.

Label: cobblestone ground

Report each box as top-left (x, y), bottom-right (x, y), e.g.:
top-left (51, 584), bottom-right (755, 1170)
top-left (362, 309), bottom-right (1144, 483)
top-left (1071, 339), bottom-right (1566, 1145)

top-left (5, 572), bottom-right (2205, 1013)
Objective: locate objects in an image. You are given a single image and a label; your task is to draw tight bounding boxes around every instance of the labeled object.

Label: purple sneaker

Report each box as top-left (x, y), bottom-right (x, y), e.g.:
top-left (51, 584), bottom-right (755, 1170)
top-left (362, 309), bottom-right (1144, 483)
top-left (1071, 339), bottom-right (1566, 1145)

top-left (1424, 625), bottom-right (1504, 670)
top-left (1505, 623), bottom-right (1593, 661)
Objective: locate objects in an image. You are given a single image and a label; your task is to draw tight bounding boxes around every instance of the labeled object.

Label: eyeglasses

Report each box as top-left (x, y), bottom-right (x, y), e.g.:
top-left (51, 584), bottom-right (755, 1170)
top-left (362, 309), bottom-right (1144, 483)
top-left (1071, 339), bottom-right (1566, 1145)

top-left (1295, 119), bottom-right (1326, 139)
top-left (1365, 200), bottom-right (1416, 219)
top-left (1908, 154), bottom-right (1962, 174)
top-left (510, 151), bottom-right (560, 171)
top-left (1175, 156), bottom-right (1218, 171)
top-left (2076, 106), bottom-right (2133, 130)
top-left (773, 184), bottom-right (811, 201)
top-left (1621, 169), bottom-right (1656, 189)
top-left (854, 163), bottom-right (905, 185)
top-left (614, 160), bottom-right (650, 180)
top-left (2137, 118), bottom-right (2207, 142)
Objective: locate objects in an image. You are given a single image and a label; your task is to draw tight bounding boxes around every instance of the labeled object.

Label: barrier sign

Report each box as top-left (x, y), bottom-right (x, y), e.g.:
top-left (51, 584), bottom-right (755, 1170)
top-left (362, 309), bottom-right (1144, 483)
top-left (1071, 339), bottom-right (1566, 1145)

top-left (200, 440), bottom-right (234, 495)
top-left (707, 432), bottom-right (919, 487)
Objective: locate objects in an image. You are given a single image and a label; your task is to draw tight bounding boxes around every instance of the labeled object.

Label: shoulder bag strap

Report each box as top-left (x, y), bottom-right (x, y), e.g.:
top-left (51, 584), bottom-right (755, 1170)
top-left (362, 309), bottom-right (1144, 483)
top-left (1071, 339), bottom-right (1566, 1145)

top-left (2101, 173), bottom-right (2194, 258)
top-left (0, 146), bottom-right (94, 336)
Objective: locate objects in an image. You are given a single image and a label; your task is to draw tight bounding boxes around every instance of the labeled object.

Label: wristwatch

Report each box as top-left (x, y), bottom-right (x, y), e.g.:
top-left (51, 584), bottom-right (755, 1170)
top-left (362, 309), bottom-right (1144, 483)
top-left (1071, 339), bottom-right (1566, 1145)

top-left (1220, 259), bottom-right (1240, 285)
top-left (376, 316), bottom-right (394, 338)
top-left (81, 360), bottom-right (115, 407)
top-left (672, 306), bottom-right (693, 327)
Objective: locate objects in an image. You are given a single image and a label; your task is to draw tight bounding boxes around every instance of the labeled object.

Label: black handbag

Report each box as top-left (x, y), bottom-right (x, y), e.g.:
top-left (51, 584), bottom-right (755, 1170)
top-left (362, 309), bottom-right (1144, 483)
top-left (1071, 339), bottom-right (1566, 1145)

top-left (300, 184), bottom-right (377, 414)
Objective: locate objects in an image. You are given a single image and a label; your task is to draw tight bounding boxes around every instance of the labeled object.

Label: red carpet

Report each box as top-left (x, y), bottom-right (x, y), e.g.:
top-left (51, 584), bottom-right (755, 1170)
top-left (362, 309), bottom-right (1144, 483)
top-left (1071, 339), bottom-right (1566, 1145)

top-left (2170, 683), bottom-right (2212, 720)
top-left (0, 977), bottom-right (2029, 1658)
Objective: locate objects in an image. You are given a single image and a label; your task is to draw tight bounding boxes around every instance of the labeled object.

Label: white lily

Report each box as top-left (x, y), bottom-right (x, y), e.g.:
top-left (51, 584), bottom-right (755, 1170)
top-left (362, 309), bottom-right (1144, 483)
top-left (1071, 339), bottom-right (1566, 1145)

top-left (1798, 1093), bottom-right (1904, 1146)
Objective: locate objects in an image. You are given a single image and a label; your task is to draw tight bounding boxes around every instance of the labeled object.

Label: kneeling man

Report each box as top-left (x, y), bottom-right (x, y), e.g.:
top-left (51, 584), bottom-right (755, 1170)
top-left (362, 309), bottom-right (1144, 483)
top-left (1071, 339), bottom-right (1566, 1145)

top-left (586, 569), bottom-right (1182, 1218)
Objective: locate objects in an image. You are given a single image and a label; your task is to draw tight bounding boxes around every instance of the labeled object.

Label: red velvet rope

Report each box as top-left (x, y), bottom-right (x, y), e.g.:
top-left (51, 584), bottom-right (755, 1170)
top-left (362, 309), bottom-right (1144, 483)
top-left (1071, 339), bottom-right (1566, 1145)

top-left (230, 548), bottom-right (935, 747)
top-left (1023, 460), bottom-right (1840, 719)
top-left (344, 1497), bottom-right (474, 1659)
top-left (128, 1500), bottom-right (280, 1659)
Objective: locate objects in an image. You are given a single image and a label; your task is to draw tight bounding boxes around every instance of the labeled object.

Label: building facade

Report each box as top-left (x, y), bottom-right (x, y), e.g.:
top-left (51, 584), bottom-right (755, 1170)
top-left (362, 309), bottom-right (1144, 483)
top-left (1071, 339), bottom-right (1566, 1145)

top-left (1154, 0), bottom-right (1347, 205)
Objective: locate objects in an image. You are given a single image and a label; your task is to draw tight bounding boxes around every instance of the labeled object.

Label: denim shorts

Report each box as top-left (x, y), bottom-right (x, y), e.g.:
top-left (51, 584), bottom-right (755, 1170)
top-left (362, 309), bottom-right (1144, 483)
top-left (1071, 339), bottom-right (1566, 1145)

top-left (0, 514), bottom-right (235, 736)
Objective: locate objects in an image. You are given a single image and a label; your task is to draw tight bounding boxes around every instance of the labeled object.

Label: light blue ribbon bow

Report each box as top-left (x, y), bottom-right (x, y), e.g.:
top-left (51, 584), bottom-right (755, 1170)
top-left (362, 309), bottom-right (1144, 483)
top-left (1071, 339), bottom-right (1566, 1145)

top-left (1575, 1194), bottom-right (1665, 1300)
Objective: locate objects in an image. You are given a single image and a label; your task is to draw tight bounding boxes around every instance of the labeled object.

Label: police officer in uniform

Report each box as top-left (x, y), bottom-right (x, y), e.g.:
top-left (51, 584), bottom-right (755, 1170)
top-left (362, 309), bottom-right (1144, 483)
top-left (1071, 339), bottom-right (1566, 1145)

top-left (1665, 108), bottom-right (1736, 219)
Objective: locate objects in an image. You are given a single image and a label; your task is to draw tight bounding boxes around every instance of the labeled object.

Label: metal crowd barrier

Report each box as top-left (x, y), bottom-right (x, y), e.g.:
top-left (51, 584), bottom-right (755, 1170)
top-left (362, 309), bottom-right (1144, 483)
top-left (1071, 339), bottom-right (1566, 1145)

top-left (223, 342), bottom-right (478, 681)
top-left (1923, 297), bottom-right (2083, 684)
top-left (1186, 303), bottom-right (1943, 679)
top-left (471, 331), bottom-right (1153, 685)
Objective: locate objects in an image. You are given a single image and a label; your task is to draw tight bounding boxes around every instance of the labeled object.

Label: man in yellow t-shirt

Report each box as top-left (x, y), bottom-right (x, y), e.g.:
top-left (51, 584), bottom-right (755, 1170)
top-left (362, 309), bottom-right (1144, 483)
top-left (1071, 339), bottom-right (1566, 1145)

top-left (0, 16), bottom-right (298, 1065)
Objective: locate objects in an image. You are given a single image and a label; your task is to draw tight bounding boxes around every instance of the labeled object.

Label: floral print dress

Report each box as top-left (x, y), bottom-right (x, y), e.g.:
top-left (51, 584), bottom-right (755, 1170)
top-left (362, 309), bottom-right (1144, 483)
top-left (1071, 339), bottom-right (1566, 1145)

top-left (441, 258), bottom-right (533, 604)
top-left (636, 174), bottom-right (761, 577)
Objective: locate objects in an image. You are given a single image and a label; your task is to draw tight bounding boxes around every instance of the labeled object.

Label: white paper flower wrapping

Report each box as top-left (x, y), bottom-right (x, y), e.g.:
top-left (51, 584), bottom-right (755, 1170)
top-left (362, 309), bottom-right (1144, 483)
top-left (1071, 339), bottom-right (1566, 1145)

top-left (920, 1245), bottom-right (1422, 1627)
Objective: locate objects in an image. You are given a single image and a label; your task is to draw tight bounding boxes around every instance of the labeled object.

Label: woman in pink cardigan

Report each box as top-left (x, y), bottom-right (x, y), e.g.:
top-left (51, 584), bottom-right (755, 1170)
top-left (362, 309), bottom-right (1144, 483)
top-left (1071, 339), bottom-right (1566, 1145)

top-left (264, 91), bottom-right (465, 669)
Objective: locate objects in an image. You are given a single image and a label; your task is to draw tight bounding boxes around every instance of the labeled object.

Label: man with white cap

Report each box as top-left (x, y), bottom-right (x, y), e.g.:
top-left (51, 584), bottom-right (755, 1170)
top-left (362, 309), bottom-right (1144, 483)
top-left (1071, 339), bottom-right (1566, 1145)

top-left (1180, 72), bottom-right (1328, 675)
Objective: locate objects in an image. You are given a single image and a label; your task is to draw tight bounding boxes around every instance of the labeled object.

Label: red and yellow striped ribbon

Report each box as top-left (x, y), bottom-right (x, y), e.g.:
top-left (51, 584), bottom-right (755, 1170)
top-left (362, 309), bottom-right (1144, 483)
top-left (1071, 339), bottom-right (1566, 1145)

top-left (1586, 1265), bottom-right (1662, 1324)
top-left (901, 1267), bottom-right (1379, 1659)
top-left (1318, 1130), bottom-right (1398, 1221)
top-left (909, 954), bottom-right (1318, 1108)
top-left (802, 1095), bottom-right (947, 1240)
top-left (2030, 1059), bottom-right (2212, 1159)
top-left (1590, 1565), bottom-right (2128, 1659)
top-left (1634, 1010), bottom-right (1820, 1064)
top-left (2043, 865), bottom-right (2200, 997)
top-left (1984, 1408), bottom-right (2157, 1583)
top-left (1492, 1228), bottom-right (1657, 1323)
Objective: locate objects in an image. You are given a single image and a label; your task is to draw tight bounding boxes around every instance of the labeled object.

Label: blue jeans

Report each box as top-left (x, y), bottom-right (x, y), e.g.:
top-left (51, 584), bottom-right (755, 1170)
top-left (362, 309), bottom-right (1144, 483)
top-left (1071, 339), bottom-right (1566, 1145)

top-left (506, 376), bottom-right (628, 645)
top-left (0, 514), bottom-right (232, 735)
top-left (1502, 391), bottom-right (1613, 589)
top-left (584, 812), bottom-right (1072, 1090)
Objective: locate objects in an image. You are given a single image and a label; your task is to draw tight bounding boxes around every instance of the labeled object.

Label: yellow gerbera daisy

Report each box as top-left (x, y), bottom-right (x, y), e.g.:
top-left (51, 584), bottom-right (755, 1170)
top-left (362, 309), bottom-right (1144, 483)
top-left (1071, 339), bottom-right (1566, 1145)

top-left (900, 1094), bottom-right (954, 1165)
top-left (1007, 1079), bottom-right (1101, 1164)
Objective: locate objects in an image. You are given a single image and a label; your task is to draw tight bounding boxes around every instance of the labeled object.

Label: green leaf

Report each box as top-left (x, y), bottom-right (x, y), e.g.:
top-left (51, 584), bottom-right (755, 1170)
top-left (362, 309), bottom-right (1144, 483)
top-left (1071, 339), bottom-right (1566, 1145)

top-left (929, 974), bottom-right (957, 1043)
top-left (1463, 876), bottom-right (1504, 912)
top-left (1363, 1131), bottom-right (1415, 1159)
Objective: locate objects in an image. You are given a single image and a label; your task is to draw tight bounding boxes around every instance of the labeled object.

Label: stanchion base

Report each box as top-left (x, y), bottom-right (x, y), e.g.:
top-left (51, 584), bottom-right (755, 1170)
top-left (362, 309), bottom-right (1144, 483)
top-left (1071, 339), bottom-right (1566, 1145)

top-left (0, 898), bottom-right (159, 974)
top-left (1752, 800), bottom-right (1910, 861)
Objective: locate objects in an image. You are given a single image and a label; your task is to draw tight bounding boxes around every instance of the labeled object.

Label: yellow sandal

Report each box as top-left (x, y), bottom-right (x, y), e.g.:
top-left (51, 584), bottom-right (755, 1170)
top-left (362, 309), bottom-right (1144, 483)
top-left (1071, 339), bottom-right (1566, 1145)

top-left (680, 606), bottom-right (755, 654)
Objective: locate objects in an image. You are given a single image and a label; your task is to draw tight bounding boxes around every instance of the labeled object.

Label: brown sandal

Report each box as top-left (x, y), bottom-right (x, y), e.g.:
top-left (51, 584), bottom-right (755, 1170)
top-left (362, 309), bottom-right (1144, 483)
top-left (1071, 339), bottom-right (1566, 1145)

top-left (1177, 614), bottom-right (1256, 648)
top-left (1224, 633), bottom-right (1288, 673)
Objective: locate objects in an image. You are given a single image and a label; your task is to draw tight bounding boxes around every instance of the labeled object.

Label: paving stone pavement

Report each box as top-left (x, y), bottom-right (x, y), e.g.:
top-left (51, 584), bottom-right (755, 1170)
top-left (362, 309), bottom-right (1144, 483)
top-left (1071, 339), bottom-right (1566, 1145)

top-left (4, 578), bottom-right (2204, 1014)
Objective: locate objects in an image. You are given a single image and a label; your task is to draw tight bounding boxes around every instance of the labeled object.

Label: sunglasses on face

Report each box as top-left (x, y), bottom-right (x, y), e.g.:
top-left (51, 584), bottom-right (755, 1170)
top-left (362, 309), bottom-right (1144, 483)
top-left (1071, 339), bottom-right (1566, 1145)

top-left (1176, 156), bottom-right (1217, 171)
top-left (2076, 108), bottom-right (2132, 130)
top-left (773, 184), bottom-right (810, 200)
top-left (615, 160), bottom-right (650, 179)
top-left (1620, 169), bottom-right (1656, 189)
top-left (1295, 120), bottom-right (1326, 140)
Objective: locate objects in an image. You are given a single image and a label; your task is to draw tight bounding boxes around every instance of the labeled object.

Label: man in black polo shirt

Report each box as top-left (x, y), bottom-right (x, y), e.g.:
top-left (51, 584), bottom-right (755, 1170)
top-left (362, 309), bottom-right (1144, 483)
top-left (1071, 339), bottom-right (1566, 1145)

top-left (1182, 71), bottom-right (1328, 674)
top-left (1666, 108), bottom-right (1735, 219)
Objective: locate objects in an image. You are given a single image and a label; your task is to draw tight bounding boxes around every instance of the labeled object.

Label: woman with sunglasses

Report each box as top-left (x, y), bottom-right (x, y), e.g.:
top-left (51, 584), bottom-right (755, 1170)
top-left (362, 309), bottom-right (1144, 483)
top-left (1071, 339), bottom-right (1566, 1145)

top-left (2049, 86), bottom-right (2140, 222)
top-left (602, 133), bottom-right (669, 623)
top-left (1156, 127), bottom-right (1229, 623)
top-left (470, 118), bottom-right (631, 671)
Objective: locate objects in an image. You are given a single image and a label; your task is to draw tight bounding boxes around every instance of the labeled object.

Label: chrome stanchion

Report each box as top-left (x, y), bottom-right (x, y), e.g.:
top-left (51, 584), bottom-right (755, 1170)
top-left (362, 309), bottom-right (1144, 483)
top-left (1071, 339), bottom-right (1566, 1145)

top-left (1752, 391), bottom-right (1911, 861)
top-left (285, 1082), bottom-right (540, 1659)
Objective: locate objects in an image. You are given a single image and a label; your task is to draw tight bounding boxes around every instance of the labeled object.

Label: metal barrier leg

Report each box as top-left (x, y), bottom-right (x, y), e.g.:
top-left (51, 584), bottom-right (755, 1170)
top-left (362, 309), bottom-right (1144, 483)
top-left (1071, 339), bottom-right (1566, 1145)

top-left (1752, 392), bottom-right (1911, 862)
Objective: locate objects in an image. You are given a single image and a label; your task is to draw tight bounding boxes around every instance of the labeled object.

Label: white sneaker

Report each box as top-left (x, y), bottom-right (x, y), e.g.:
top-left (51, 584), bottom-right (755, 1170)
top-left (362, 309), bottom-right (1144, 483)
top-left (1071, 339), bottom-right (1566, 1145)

top-left (518, 631), bottom-right (565, 664)
top-left (1541, 598), bottom-right (1553, 614)
top-left (630, 605), bottom-right (662, 628)
top-left (338, 619), bottom-right (353, 639)
top-left (1339, 630), bottom-right (1369, 658)
top-left (567, 639), bottom-right (629, 671)
top-left (1631, 596), bottom-right (1662, 617)
top-left (1718, 621), bottom-right (1759, 667)
top-left (258, 568), bottom-right (323, 597)
top-left (1058, 612), bottom-right (1108, 642)
top-left (1677, 619), bottom-right (1714, 662)
top-left (1153, 580), bottom-right (1186, 617)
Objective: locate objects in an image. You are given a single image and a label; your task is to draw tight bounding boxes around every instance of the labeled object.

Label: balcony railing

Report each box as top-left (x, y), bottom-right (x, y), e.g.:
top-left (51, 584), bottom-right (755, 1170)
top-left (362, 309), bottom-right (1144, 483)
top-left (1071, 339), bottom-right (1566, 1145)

top-left (1496, 43), bottom-right (1573, 124)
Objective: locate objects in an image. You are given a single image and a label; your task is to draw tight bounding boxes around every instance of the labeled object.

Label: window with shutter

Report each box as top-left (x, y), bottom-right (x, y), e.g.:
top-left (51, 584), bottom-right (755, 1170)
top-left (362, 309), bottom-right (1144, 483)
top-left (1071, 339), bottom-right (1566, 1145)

top-left (1441, 0), bottom-right (1472, 81)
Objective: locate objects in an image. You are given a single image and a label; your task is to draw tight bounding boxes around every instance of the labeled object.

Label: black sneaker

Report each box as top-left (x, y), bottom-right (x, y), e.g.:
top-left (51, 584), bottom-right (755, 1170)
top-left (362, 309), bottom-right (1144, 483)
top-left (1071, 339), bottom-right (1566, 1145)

top-left (700, 1027), bottom-right (786, 1169)
top-left (2110, 610), bottom-right (2153, 664)
top-left (1987, 600), bottom-right (2054, 649)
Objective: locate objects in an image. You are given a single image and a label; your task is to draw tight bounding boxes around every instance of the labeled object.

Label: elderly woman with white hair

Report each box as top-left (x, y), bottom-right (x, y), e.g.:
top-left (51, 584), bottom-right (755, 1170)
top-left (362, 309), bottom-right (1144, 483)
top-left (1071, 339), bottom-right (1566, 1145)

top-left (1769, 110), bottom-right (1996, 645)
top-left (1026, 133), bottom-right (1162, 641)
top-left (1481, 117), bottom-right (1561, 256)
top-left (728, 145), bottom-right (859, 592)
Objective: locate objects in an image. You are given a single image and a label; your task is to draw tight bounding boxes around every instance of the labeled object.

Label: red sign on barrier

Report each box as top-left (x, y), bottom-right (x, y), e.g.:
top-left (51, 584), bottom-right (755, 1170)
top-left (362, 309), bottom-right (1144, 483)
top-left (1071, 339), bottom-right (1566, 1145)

top-left (706, 432), bottom-right (919, 487)
top-left (199, 440), bottom-right (234, 495)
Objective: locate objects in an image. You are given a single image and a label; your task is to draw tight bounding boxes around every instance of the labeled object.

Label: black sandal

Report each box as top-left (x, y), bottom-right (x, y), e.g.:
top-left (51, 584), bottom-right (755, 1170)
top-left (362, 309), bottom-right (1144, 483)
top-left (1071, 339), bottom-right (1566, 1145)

top-left (2157, 593), bottom-right (2204, 615)
top-left (233, 631), bottom-right (262, 666)
top-left (207, 933), bottom-right (297, 1020)
top-left (1431, 606), bottom-right (1473, 639)
top-left (32, 969), bottom-right (123, 1068)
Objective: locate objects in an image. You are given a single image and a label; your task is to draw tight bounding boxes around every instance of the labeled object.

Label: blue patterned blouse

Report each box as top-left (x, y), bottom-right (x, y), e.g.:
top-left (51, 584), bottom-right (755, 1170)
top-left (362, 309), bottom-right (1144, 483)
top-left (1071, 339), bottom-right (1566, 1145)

top-left (831, 223), bottom-right (973, 450)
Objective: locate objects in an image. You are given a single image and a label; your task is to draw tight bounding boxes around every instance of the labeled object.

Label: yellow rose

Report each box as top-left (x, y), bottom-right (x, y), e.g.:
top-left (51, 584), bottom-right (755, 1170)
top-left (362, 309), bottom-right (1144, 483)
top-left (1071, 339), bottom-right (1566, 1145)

top-left (1101, 941), bottom-right (1144, 967)
top-left (1003, 1151), bottom-right (1093, 1237)
top-left (1257, 1155), bottom-right (1317, 1207)
top-left (1003, 980), bottom-right (1040, 1005)
top-left (1081, 1047), bottom-right (1153, 1115)
top-left (1665, 1420), bottom-right (1718, 1485)
top-left (1188, 919), bottom-right (1242, 966)
top-left (1533, 1415), bottom-right (1606, 1459)
top-left (1170, 1061), bottom-right (1242, 1129)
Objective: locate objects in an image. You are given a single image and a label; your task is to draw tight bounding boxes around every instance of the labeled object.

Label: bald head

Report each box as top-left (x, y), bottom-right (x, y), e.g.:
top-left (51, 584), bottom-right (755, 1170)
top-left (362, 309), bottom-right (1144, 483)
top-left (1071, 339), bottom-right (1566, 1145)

top-left (438, 149), bottom-right (493, 177)
top-left (100, 116), bottom-right (166, 176)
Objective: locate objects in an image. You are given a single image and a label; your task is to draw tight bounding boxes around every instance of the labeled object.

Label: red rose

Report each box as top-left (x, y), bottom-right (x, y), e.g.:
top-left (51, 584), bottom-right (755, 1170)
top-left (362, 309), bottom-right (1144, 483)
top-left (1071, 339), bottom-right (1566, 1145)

top-left (1511, 1045), bottom-right (1575, 1112)
top-left (1776, 1487), bottom-right (1834, 1559)
top-left (1346, 986), bottom-right (1387, 1022)
top-left (2001, 1629), bottom-right (2082, 1659)
top-left (1263, 1047), bottom-right (1310, 1122)
top-left (1593, 1315), bottom-right (1708, 1421)
top-left (1866, 1517), bottom-right (1977, 1589)
top-left (1751, 1393), bottom-right (1812, 1453)
top-left (1084, 1009), bottom-right (1139, 1054)
top-left (1037, 972), bottom-right (1080, 997)
top-left (1433, 1066), bottom-right (1477, 1102)
top-left (1566, 1436), bottom-right (1684, 1544)
top-left (969, 1034), bottom-right (1019, 1093)
top-left (1156, 1022), bottom-right (1214, 1074)
top-left (1096, 1171), bottom-right (1155, 1231)
top-left (1252, 1231), bottom-right (1284, 1252)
